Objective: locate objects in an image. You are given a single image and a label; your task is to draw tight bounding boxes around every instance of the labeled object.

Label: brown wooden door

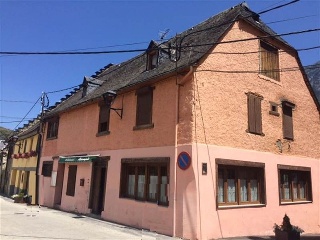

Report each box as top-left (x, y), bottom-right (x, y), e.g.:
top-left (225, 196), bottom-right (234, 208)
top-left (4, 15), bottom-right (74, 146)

top-left (89, 159), bottom-right (108, 215)
top-left (54, 163), bottom-right (65, 205)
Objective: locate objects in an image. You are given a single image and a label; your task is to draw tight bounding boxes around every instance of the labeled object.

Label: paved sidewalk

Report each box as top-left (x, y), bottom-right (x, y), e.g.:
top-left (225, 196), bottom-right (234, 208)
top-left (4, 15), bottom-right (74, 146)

top-left (1, 195), bottom-right (319, 240)
top-left (0, 195), bottom-right (178, 240)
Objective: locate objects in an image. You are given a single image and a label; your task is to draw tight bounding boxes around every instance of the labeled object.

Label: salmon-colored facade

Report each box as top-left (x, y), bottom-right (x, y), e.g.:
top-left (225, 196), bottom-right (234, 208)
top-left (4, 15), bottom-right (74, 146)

top-left (39, 5), bottom-right (320, 240)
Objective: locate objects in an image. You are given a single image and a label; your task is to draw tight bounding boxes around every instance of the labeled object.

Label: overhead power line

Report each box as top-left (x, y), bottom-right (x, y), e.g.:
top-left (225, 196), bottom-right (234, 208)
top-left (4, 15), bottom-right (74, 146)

top-left (0, 99), bottom-right (35, 103)
top-left (181, 45), bottom-right (320, 55)
top-left (0, 0), bottom-right (309, 58)
top-left (0, 48), bottom-right (146, 55)
top-left (173, 0), bottom-right (301, 60)
top-left (59, 41), bottom-right (150, 52)
top-left (180, 29), bottom-right (320, 49)
top-left (257, 0), bottom-right (287, 12)
top-left (12, 96), bottom-right (41, 130)
top-left (258, 0), bottom-right (299, 14)
top-left (0, 28), bottom-right (319, 56)
top-left (266, 14), bottom-right (317, 25)
top-left (195, 65), bottom-right (320, 74)
top-left (0, 116), bottom-right (34, 120)
top-left (46, 85), bottom-right (81, 94)
top-left (0, 120), bottom-right (31, 124)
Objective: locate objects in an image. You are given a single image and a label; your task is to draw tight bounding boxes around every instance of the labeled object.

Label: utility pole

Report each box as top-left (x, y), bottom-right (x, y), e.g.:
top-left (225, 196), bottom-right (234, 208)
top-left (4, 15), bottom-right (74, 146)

top-left (35, 92), bottom-right (47, 205)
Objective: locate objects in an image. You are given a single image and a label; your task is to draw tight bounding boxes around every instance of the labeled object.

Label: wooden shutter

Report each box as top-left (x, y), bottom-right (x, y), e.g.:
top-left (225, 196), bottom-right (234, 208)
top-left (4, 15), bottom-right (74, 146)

top-left (282, 102), bottom-right (294, 140)
top-left (136, 87), bottom-right (153, 126)
top-left (247, 94), bottom-right (262, 134)
top-left (260, 41), bottom-right (279, 81)
top-left (255, 97), bottom-right (262, 134)
top-left (98, 105), bottom-right (110, 132)
top-left (66, 165), bottom-right (77, 196)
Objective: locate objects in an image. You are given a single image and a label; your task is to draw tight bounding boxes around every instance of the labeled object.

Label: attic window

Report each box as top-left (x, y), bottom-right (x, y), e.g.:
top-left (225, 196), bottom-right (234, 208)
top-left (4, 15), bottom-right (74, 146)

top-left (259, 41), bottom-right (280, 81)
top-left (147, 50), bottom-right (158, 70)
top-left (82, 76), bottom-right (103, 98)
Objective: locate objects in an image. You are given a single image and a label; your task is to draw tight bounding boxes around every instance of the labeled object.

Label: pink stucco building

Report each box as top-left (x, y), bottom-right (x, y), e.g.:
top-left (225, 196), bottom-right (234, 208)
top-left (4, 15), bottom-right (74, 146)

top-left (38, 3), bottom-right (320, 239)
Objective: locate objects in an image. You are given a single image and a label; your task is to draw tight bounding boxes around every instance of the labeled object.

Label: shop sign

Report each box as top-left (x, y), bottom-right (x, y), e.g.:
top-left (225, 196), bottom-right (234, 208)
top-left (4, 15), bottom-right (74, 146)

top-left (59, 155), bottom-right (99, 163)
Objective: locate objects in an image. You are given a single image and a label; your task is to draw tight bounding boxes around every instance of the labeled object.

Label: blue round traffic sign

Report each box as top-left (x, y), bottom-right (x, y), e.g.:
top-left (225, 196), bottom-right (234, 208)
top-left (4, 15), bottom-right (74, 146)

top-left (177, 152), bottom-right (191, 170)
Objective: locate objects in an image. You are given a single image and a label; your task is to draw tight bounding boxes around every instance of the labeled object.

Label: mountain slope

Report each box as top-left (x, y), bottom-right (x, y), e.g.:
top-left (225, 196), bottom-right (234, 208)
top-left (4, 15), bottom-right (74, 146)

top-left (305, 61), bottom-right (320, 105)
top-left (0, 127), bottom-right (12, 140)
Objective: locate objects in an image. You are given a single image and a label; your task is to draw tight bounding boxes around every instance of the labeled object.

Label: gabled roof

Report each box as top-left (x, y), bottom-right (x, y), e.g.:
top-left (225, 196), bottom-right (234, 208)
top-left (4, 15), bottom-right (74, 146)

top-left (44, 2), bottom-right (301, 118)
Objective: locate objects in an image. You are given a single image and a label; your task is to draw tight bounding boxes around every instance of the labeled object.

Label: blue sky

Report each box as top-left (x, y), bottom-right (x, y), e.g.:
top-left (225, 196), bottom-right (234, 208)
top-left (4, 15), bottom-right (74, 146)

top-left (0, 0), bottom-right (319, 130)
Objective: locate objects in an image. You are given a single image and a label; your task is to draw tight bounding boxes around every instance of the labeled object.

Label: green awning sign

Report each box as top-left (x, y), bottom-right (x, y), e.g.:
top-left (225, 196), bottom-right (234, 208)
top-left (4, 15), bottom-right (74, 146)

top-left (59, 155), bottom-right (99, 163)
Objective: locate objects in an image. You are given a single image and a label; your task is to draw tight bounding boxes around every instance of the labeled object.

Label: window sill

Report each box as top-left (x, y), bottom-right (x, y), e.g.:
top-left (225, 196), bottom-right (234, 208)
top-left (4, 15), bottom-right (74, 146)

top-left (218, 203), bottom-right (265, 210)
top-left (258, 74), bottom-right (281, 85)
top-left (96, 131), bottom-right (110, 137)
top-left (119, 196), bottom-right (169, 207)
top-left (283, 137), bottom-right (294, 141)
top-left (133, 123), bottom-right (154, 131)
top-left (46, 136), bottom-right (58, 141)
top-left (246, 130), bottom-right (265, 136)
top-left (280, 200), bottom-right (312, 205)
top-left (269, 111), bottom-right (280, 116)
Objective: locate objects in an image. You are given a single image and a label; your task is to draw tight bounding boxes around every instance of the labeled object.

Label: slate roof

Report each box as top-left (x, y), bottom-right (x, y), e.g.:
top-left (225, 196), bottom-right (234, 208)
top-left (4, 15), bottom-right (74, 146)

top-left (16, 120), bottom-right (40, 139)
top-left (44, 2), bottom-right (297, 118)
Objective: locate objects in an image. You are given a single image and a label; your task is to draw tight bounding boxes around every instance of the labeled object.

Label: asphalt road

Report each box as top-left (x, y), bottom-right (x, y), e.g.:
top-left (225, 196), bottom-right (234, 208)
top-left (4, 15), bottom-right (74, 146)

top-left (0, 196), bottom-right (178, 240)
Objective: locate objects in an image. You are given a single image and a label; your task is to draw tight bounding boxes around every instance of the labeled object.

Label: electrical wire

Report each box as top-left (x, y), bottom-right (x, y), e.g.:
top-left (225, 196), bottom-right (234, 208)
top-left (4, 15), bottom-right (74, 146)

top-left (257, 0), bottom-right (287, 12)
top-left (194, 71), bottom-right (224, 238)
top-left (179, 43), bottom-right (319, 72)
top-left (58, 41), bottom-right (150, 52)
top-left (46, 85), bottom-right (81, 94)
top-left (172, 0), bottom-right (301, 61)
top-left (266, 14), bottom-right (317, 25)
top-left (1, 2), bottom-right (317, 127)
top-left (0, 28), bottom-right (318, 56)
top-left (181, 45), bottom-right (320, 55)
top-left (195, 65), bottom-right (320, 74)
top-left (258, 0), bottom-right (299, 14)
top-left (0, 120), bottom-right (31, 124)
top-left (0, 116), bottom-right (34, 120)
top-left (0, 48), bottom-right (146, 55)
top-left (12, 96), bottom-right (41, 130)
top-left (0, 99), bottom-right (35, 103)
top-left (179, 29), bottom-right (320, 50)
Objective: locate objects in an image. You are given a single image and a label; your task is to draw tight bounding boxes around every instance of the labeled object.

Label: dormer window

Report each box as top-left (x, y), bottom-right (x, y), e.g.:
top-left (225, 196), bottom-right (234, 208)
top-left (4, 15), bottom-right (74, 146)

top-left (147, 50), bottom-right (158, 70)
top-left (82, 76), bottom-right (104, 98)
top-left (146, 40), bottom-right (160, 71)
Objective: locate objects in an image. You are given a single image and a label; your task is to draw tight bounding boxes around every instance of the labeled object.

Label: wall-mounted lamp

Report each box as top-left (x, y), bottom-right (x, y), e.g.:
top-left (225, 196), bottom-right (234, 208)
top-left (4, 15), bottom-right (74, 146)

top-left (102, 90), bottom-right (123, 119)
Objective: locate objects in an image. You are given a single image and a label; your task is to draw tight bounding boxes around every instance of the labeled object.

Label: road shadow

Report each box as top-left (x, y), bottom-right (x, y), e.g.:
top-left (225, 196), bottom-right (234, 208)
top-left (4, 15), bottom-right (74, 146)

top-left (244, 236), bottom-right (319, 240)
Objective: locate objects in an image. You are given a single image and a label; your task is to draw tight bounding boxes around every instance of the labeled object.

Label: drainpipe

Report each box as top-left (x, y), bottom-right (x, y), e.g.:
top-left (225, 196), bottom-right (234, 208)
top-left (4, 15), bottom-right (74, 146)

top-left (177, 66), bottom-right (194, 86)
top-left (36, 92), bottom-right (46, 205)
top-left (173, 65), bottom-right (194, 237)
